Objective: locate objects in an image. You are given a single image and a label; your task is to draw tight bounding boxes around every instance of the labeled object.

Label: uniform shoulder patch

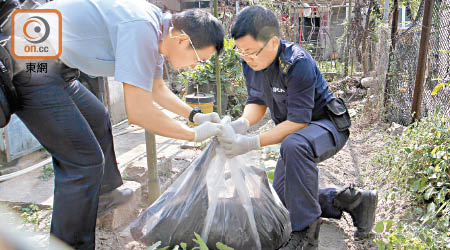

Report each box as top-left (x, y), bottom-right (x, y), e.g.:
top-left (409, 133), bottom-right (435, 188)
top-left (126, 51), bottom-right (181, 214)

top-left (278, 56), bottom-right (292, 74)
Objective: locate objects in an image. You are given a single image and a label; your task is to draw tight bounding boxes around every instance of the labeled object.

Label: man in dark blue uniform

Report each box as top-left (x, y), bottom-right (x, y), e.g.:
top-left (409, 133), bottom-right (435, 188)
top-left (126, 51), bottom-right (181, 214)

top-left (220, 6), bottom-right (378, 250)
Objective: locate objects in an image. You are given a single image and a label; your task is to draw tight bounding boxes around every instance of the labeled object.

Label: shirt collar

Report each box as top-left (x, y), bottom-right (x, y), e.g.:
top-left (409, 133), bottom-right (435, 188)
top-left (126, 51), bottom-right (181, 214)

top-left (160, 12), bottom-right (172, 40)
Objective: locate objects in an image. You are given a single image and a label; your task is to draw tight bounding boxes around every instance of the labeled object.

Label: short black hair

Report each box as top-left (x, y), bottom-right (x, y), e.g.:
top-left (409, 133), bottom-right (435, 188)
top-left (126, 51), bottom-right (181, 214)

top-left (231, 5), bottom-right (280, 42)
top-left (172, 9), bottom-right (224, 54)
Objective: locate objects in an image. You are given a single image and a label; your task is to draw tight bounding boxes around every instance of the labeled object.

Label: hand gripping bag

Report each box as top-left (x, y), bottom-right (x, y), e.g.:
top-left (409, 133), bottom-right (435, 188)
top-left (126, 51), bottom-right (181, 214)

top-left (130, 117), bottom-right (291, 249)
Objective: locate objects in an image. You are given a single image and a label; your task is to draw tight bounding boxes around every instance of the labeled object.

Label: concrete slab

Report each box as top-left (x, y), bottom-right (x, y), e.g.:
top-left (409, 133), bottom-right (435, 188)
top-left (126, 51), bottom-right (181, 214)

top-left (97, 181), bottom-right (143, 232)
top-left (319, 221), bottom-right (347, 250)
top-left (0, 166), bottom-right (54, 206)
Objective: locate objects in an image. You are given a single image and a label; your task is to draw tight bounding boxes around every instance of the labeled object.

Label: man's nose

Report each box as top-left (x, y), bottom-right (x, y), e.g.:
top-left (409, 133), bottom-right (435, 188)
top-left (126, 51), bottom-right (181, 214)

top-left (243, 56), bottom-right (255, 64)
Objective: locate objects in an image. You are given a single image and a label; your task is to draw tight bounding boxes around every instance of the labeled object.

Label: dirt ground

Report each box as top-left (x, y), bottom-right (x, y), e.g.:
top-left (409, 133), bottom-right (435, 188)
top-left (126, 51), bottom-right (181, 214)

top-left (3, 80), bottom-right (391, 250)
top-left (96, 90), bottom-right (386, 249)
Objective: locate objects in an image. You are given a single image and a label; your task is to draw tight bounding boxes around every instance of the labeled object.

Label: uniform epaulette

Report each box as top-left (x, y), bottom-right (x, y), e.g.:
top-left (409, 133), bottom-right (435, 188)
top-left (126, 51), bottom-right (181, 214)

top-left (278, 56), bottom-right (292, 74)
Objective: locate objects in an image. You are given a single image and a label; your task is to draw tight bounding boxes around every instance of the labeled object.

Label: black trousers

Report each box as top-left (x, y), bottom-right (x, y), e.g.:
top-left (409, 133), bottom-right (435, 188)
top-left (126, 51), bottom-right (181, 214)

top-left (272, 119), bottom-right (349, 231)
top-left (14, 61), bottom-right (123, 250)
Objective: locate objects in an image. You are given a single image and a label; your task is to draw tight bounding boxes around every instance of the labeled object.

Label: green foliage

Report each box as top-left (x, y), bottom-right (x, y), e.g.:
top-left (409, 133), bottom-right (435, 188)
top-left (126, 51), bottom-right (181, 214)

top-left (374, 219), bottom-right (450, 250)
top-left (174, 39), bottom-right (247, 117)
top-left (40, 164), bottom-right (54, 181)
top-left (266, 169), bottom-right (275, 183)
top-left (20, 203), bottom-right (40, 227)
top-left (146, 233), bottom-right (233, 250)
top-left (373, 109), bottom-right (450, 249)
top-left (262, 145), bottom-right (280, 183)
top-left (317, 60), bottom-right (344, 74)
top-left (216, 242), bottom-right (234, 250)
top-left (431, 82), bottom-right (446, 96)
top-left (218, 39), bottom-right (247, 117)
top-left (192, 233), bottom-right (209, 250)
top-left (431, 51), bottom-right (450, 96)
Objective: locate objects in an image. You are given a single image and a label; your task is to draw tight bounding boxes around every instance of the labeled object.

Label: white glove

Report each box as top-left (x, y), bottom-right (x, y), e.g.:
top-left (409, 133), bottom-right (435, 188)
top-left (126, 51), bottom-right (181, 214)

top-left (193, 112), bottom-right (220, 124)
top-left (192, 122), bottom-right (223, 142)
top-left (230, 117), bottom-right (250, 134)
top-left (219, 134), bottom-right (261, 158)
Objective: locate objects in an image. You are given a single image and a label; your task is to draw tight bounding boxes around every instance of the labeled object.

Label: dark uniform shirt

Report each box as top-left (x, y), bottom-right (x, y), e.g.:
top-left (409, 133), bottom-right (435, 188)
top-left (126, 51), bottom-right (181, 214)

top-left (243, 40), bottom-right (334, 125)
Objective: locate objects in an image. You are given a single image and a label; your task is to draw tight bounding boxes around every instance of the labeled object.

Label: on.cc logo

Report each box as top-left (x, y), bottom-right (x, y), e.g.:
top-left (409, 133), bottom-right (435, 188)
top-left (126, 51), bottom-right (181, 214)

top-left (23, 16), bottom-right (50, 44)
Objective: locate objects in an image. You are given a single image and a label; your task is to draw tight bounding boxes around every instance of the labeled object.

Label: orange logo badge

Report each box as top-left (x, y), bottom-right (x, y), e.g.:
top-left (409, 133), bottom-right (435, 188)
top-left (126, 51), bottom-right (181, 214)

top-left (11, 9), bottom-right (62, 59)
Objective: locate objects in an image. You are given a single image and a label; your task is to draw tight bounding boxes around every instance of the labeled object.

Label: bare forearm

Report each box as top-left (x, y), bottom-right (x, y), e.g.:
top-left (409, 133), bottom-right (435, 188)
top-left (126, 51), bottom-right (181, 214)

top-left (152, 78), bottom-right (192, 119)
top-left (123, 83), bottom-right (194, 140)
top-left (241, 104), bottom-right (267, 126)
top-left (259, 121), bottom-right (307, 147)
top-left (131, 104), bottom-right (194, 140)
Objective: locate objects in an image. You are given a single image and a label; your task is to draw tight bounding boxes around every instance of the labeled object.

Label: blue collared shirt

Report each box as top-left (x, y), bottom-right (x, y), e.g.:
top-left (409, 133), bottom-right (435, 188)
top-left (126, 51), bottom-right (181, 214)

top-left (243, 40), bottom-right (334, 125)
top-left (43, 0), bottom-right (171, 92)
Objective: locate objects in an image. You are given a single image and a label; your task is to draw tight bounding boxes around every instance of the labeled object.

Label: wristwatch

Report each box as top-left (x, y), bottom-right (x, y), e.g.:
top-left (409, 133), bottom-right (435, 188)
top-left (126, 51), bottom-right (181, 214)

top-left (189, 107), bottom-right (203, 123)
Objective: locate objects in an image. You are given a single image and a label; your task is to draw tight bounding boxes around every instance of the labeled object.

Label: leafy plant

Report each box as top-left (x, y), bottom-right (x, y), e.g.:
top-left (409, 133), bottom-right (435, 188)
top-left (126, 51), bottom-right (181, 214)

top-left (374, 219), bottom-right (450, 249)
top-left (20, 203), bottom-right (41, 228)
top-left (40, 164), bottom-right (54, 181)
top-left (372, 108), bottom-right (450, 249)
top-left (174, 39), bottom-right (247, 118)
top-left (146, 232), bottom-right (233, 250)
top-left (431, 50), bottom-right (450, 96)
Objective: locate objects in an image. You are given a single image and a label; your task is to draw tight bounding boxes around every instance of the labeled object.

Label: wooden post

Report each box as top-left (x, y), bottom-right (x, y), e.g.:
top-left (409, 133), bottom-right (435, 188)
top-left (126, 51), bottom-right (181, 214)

top-left (411, 0), bottom-right (435, 122)
top-left (214, 0), bottom-right (222, 116)
top-left (145, 131), bottom-right (160, 205)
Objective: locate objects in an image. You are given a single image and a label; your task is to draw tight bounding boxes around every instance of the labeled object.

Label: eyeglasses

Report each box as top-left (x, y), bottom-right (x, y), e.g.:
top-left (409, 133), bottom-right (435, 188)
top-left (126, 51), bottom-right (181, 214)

top-left (234, 40), bottom-right (270, 59)
top-left (169, 27), bottom-right (205, 65)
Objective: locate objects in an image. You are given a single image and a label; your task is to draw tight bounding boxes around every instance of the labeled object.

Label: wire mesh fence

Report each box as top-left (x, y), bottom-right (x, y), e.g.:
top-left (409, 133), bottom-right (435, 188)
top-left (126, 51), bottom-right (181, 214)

top-left (385, 0), bottom-right (450, 125)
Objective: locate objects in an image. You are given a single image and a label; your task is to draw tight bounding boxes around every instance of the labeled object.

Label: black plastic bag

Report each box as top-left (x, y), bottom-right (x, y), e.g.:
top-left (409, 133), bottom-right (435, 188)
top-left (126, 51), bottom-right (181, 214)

top-left (130, 118), bottom-right (291, 249)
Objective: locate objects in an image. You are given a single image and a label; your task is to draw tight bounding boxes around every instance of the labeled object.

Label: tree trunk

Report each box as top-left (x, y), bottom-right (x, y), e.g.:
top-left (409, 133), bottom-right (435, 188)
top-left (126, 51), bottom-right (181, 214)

top-left (383, 0), bottom-right (399, 108)
top-left (411, 0), bottom-right (434, 122)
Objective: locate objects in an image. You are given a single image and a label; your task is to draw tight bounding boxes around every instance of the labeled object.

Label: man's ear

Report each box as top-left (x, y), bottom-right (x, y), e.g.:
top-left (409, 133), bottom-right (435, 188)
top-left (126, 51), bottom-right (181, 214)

top-left (271, 36), bottom-right (279, 49)
top-left (177, 33), bottom-right (190, 46)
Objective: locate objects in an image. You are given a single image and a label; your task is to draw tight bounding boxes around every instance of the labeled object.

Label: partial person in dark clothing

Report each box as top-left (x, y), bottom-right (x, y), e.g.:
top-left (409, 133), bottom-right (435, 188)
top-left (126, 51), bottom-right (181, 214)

top-left (220, 6), bottom-right (378, 250)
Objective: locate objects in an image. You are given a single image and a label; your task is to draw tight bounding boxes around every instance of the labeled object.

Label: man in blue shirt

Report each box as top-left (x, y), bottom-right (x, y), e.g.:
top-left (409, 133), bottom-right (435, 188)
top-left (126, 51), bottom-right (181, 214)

top-left (220, 6), bottom-right (378, 249)
top-left (6, 0), bottom-right (225, 249)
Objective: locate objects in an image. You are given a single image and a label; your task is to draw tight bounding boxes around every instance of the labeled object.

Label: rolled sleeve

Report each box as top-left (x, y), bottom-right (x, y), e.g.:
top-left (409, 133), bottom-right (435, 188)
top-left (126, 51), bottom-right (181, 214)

top-left (286, 59), bottom-right (316, 123)
top-left (154, 55), bottom-right (164, 79)
top-left (114, 21), bottom-right (162, 92)
top-left (246, 87), bottom-right (266, 106)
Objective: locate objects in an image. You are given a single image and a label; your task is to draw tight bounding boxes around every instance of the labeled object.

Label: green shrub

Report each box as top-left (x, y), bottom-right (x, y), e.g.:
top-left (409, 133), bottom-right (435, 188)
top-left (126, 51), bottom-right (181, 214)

top-left (373, 108), bottom-right (450, 249)
top-left (147, 232), bottom-right (233, 250)
top-left (174, 39), bottom-right (247, 118)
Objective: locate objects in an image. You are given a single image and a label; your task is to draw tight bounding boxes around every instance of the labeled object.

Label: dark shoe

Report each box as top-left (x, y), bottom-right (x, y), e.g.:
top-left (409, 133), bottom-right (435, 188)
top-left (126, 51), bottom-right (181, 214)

top-left (278, 218), bottom-right (321, 250)
top-left (97, 188), bottom-right (133, 218)
top-left (333, 184), bottom-right (378, 239)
